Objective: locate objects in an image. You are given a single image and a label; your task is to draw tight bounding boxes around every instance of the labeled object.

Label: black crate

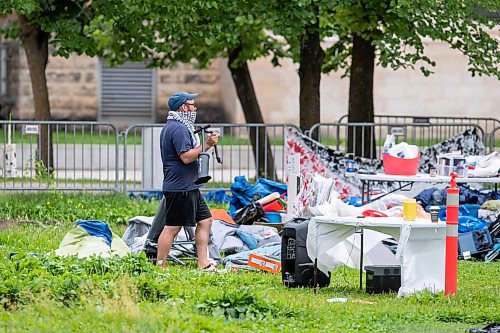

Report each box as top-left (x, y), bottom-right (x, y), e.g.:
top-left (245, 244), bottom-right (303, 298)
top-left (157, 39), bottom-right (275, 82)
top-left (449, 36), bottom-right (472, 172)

top-left (365, 265), bottom-right (401, 294)
top-left (281, 218), bottom-right (330, 288)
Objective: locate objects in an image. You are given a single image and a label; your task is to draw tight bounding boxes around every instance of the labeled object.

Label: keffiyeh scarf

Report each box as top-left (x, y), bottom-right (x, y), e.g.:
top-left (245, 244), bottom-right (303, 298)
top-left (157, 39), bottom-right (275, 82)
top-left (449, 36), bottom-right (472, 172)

top-left (167, 111), bottom-right (200, 148)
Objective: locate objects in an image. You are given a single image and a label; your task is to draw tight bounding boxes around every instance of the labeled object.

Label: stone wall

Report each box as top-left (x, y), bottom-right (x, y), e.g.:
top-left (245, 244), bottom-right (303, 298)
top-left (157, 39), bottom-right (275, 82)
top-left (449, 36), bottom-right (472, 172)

top-left (8, 44), bottom-right (98, 120)
top-left (155, 60), bottom-right (228, 123)
top-left (8, 43), bottom-right (230, 123)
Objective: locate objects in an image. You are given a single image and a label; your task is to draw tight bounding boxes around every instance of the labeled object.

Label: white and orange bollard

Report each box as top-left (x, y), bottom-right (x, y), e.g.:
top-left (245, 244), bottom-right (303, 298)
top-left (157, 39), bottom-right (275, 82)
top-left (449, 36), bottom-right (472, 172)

top-left (445, 172), bottom-right (459, 296)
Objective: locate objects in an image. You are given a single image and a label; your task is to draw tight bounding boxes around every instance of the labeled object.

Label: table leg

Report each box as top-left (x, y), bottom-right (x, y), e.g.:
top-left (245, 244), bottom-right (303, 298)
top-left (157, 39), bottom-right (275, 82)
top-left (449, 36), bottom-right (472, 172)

top-left (361, 180), bottom-right (371, 204)
top-left (366, 181), bottom-right (371, 203)
top-left (359, 229), bottom-right (364, 290)
top-left (313, 259), bottom-right (318, 294)
top-left (361, 180), bottom-right (366, 204)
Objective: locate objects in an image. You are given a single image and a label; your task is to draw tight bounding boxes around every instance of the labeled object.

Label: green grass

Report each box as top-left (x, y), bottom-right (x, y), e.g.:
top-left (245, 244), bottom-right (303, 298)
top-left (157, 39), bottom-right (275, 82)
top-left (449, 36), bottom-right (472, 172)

top-left (0, 193), bottom-right (499, 332)
top-left (0, 177), bottom-right (138, 186)
top-left (3, 131), bottom-right (126, 145)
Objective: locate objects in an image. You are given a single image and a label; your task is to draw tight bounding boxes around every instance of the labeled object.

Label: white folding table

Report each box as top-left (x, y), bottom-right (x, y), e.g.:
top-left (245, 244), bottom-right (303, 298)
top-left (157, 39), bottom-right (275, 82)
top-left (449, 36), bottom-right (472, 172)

top-left (356, 173), bottom-right (500, 203)
top-left (307, 216), bottom-right (446, 296)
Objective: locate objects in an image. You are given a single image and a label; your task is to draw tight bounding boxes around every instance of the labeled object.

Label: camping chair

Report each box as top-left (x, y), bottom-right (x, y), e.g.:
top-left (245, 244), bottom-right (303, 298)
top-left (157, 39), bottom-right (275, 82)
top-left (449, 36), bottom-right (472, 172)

top-left (143, 196), bottom-right (221, 265)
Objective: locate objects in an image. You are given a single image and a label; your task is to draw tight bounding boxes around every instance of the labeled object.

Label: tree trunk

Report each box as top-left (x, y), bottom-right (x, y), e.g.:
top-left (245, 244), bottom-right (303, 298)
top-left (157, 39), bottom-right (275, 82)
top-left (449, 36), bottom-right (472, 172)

top-left (228, 46), bottom-right (276, 180)
top-left (299, 19), bottom-right (324, 139)
top-left (16, 12), bottom-right (53, 175)
top-left (348, 34), bottom-right (376, 158)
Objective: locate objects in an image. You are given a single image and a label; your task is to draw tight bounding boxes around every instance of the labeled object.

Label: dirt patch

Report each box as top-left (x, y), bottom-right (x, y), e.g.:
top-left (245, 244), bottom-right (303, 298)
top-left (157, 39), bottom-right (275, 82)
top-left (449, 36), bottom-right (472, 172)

top-left (0, 220), bottom-right (19, 230)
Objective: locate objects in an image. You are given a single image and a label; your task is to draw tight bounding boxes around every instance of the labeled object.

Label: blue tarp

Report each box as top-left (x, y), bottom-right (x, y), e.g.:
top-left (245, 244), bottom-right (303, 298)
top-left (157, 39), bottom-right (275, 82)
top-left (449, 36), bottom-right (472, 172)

top-left (203, 189), bottom-right (231, 204)
top-left (76, 219), bottom-right (113, 247)
top-left (458, 216), bottom-right (490, 233)
top-left (229, 176), bottom-right (287, 216)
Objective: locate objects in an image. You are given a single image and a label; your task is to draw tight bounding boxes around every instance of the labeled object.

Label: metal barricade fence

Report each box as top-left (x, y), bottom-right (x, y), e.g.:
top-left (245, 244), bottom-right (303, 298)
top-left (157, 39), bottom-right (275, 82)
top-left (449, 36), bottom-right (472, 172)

top-left (338, 114), bottom-right (499, 134)
top-left (308, 122), bottom-right (485, 158)
top-left (123, 123), bottom-right (301, 193)
top-left (490, 127), bottom-right (500, 153)
top-left (3, 120), bottom-right (488, 193)
top-left (0, 121), bottom-right (120, 191)
top-left (338, 115), bottom-right (499, 151)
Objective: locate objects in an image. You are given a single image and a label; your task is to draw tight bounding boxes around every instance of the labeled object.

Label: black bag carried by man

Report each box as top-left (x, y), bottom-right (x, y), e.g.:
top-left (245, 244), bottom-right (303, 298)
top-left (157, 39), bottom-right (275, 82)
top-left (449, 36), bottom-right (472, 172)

top-left (233, 201), bottom-right (267, 225)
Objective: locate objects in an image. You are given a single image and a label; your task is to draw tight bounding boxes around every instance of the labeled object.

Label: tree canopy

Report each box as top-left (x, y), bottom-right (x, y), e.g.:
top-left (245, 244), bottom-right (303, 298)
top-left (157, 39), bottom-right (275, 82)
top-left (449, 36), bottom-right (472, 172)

top-left (322, 0), bottom-right (500, 79)
top-left (1, 0), bottom-right (97, 173)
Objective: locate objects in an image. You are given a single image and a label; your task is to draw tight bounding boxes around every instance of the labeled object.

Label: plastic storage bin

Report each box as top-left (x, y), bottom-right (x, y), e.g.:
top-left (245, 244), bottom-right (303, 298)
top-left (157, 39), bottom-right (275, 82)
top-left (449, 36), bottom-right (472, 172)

top-left (383, 153), bottom-right (420, 176)
top-left (458, 229), bottom-right (493, 256)
top-left (265, 212), bottom-right (282, 223)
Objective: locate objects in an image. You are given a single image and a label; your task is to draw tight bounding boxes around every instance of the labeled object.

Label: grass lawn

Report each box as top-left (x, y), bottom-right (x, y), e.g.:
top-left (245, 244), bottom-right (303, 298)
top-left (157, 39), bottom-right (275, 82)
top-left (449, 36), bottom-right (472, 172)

top-left (0, 193), bottom-right (498, 333)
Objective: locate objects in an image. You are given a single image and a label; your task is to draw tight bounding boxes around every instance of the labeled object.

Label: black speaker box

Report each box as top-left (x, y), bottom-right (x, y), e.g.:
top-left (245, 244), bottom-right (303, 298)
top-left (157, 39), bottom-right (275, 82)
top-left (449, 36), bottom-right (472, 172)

top-left (281, 218), bottom-right (330, 288)
top-left (365, 265), bottom-right (401, 294)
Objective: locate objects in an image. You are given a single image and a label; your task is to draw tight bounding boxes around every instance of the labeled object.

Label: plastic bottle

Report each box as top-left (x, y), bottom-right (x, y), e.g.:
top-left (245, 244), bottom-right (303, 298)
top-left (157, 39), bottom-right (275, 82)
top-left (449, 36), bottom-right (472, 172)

top-left (383, 135), bottom-right (395, 155)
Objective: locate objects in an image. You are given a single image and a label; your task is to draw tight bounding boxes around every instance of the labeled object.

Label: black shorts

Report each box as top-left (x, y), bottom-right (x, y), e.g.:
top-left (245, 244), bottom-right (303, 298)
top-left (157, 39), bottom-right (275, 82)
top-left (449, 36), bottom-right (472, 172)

top-left (163, 189), bottom-right (212, 227)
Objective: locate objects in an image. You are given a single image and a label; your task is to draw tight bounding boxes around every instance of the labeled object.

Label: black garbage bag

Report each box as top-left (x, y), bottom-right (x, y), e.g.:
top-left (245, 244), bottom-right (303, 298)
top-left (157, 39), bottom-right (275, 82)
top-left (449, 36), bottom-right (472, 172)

top-left (468, 322), bottom-right (499, 333)
top-left (233, 201), bottom-right (267, 225)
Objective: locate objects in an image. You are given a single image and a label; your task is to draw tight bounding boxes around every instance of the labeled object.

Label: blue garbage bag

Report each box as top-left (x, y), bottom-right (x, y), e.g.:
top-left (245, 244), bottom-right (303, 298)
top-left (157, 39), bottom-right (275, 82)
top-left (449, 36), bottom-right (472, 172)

top-left (438, 204), bottom-right (482, 221)
top-left (458, 216), bottom-right (490, 233)
top-left (415, 188), bottom-right (442, 209)
top-left (229, 176), bottom-right (287, 216)
top-left (203, 189), bottom-right (231, 204)
top-left (416, 186), bottom-right (497, 210)
top-left (129, 191), bottom-right (163, 201)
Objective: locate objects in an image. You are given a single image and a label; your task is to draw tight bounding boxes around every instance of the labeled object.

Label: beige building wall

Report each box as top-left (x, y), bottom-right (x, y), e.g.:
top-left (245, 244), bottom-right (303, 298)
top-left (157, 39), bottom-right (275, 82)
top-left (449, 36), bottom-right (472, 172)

top-left (156, 60), bottom-right (227, 123)
top-left (9, 44), bottom-right (98, 121)
top-left (8, 45), bottom-right (228, 123)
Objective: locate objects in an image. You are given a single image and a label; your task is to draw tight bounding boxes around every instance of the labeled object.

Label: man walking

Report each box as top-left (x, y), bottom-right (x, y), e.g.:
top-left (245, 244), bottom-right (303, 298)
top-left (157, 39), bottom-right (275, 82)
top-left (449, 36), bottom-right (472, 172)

top-left (155, 91), bottom-right (219, 270)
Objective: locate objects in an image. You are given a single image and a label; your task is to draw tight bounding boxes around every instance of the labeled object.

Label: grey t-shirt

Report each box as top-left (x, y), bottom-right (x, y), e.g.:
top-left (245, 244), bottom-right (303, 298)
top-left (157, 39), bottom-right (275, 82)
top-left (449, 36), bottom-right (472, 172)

top-left (160, 120), bottom-right (201, 192)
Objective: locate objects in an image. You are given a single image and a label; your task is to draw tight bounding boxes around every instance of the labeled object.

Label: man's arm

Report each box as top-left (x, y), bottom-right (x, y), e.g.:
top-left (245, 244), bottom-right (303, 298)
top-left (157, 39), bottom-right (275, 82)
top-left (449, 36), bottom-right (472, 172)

top-left (179, 134), bottom-right (219, 164)
top-left (179, 145), bottom-right (203, 164)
